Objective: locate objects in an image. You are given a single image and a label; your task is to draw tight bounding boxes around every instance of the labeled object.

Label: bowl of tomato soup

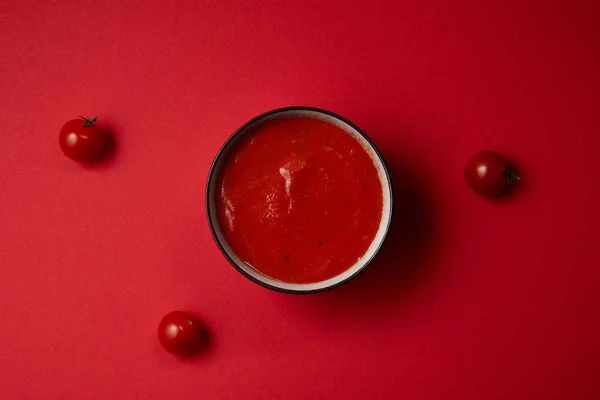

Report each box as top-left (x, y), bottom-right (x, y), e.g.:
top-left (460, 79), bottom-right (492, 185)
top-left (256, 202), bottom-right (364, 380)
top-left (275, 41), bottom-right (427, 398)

top-left (206, 107), bottom-right (393, 293)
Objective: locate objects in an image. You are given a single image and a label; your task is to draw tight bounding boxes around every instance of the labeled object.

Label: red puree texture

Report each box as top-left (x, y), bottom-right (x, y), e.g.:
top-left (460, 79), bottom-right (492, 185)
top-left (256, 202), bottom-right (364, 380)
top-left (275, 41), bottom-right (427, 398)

top-left (216, 117), bottom-right (383, 283)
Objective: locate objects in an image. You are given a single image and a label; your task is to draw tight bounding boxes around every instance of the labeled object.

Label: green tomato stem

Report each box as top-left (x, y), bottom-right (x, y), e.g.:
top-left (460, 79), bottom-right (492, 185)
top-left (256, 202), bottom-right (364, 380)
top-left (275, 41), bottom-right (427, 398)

top-left (505, 168), bottom-right (520, 184)
top-left (79, 115), bottom-right (98, 127)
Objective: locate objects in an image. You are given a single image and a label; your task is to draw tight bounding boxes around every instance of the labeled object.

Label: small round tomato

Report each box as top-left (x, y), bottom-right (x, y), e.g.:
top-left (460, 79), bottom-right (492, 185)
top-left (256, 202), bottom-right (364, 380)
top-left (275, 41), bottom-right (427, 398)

top-left (464, 150), bottom-right (520, 197)
top-left (59, 116), bottom-right (105, 162)
top-left (158, 311), bottom-right (203, 355)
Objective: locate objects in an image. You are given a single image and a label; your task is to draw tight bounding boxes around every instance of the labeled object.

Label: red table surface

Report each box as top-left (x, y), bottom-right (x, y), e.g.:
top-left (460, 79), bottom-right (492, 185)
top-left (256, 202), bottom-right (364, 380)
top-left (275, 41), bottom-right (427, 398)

top-left (1, 0), bottom-right (599, 398)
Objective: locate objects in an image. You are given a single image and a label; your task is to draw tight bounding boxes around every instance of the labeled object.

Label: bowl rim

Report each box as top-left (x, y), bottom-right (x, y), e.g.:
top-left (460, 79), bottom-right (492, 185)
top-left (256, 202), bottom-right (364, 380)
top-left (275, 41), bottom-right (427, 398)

top-left (205, 106), bottom-right (394, 294)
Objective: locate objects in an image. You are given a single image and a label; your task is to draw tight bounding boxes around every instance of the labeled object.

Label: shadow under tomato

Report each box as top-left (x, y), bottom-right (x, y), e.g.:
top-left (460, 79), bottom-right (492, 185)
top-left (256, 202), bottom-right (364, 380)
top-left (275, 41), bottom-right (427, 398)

top-left (487, 154), bottom-right (527, 205)
top-left (276, 153), bottom-right (440, 321)
top-left (81, 123), bottom-right (119, 169)
top-left (174, 316), bottom-right (214, 363)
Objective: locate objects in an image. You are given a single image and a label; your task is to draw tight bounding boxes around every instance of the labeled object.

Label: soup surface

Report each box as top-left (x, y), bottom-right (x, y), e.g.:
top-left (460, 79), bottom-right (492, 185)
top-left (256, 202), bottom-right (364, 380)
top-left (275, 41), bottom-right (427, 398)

top-left (215, 117), bottom-right (383, 283)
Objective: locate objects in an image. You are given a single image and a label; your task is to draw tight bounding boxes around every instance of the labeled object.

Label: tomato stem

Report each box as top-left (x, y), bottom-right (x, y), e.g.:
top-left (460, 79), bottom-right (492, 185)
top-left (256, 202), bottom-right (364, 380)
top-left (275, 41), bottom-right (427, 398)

top-left (505, 168), bottom-right (521, 184)
top-left (79, 115), bottom-right (98, 127)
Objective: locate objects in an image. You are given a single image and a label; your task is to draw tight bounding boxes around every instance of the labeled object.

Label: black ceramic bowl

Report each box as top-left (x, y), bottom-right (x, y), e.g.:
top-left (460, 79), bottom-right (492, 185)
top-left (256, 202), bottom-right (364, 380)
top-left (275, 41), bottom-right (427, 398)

top-left (206, 107), bottom-right (393, 293)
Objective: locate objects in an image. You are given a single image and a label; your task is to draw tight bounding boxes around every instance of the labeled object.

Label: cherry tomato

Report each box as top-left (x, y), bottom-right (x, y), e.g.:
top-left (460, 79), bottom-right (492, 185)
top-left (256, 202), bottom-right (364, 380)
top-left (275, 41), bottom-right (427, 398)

top-left (158, 311), bottom-right (203, 355)
top-left (59, 116), bottom-right (105, 162)
top-left (464, 150), bottom-right (520, 197)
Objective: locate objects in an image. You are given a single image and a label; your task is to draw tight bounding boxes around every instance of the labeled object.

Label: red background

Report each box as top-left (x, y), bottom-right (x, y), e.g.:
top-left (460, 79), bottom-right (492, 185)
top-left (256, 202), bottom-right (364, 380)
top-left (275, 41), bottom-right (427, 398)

top-left (1, 0), bottom-right (599, 398)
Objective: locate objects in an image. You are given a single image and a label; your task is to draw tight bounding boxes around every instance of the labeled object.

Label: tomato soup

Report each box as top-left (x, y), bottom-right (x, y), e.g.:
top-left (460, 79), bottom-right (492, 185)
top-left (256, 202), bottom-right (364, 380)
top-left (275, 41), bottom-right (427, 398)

top-left (215, 117), bottom-right (383, 284)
